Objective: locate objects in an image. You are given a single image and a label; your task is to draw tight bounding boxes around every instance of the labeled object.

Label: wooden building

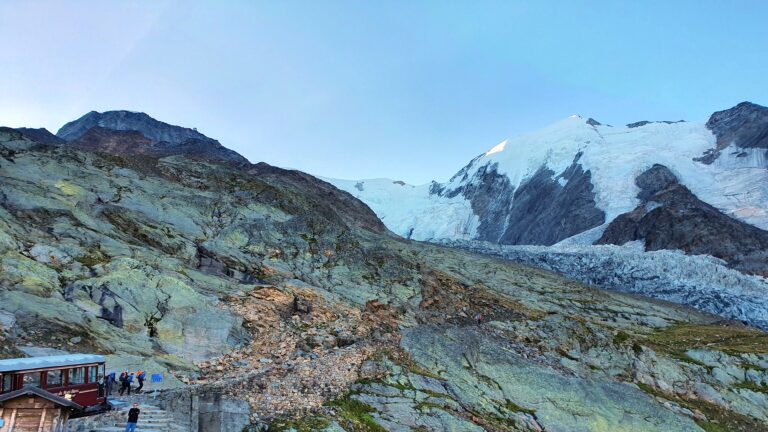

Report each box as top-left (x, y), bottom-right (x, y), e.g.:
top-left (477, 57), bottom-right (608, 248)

top-left (0, 354), bottom-right (107, 410)
top-left (0, 386), bottom-right (83, 432)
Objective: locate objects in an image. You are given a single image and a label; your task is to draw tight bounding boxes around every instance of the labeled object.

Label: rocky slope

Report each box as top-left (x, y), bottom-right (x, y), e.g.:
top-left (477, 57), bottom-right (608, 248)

top-left (2, 115), bottom-right (768, 431)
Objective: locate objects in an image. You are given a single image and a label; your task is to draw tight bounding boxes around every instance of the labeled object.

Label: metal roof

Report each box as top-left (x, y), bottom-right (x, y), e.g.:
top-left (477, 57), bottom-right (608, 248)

top-left (0, 354), bottom-right (105, 373)
top-left (0, 386), bottom-right (84, 410)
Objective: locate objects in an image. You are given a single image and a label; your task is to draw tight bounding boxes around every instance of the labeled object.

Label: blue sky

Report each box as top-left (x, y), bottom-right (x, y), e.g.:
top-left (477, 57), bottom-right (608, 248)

top-left (1, 1), bottom-right (766, 183)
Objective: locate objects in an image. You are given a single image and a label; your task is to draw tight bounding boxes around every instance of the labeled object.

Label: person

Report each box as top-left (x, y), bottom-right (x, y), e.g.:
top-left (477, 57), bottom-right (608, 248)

top-left (135, 370), bottom-right (146, 393)
top-left (127, 372), bottom-right (134, 395)
top-left (118, 372), bottom-right (128, 396)
top-left (106, 372), bottom-right (116, 395)
top-left (124, 403), bottom-right (141, 432)
top-left (97, 374), bottom-right (105, 397)
top-left (474, 312), bottom-right (484, 325)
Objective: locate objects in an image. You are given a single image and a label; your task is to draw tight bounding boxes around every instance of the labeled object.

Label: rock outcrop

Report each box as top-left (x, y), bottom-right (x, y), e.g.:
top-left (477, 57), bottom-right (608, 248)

top-left (57, 110), bottom-right (249, 165)
top-left (14, 127), bottom-right (65, 145)
top-left (58, 110), bottom-right (210, 145)
top-left (433, 153), bottom-right (605, 245)
top-left (597, 164), bottom-right (768, 276)
top-left (697, 101), bottom-right (768, 166)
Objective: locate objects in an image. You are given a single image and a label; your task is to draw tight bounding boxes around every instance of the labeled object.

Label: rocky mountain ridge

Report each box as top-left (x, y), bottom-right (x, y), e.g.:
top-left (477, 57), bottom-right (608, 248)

top-left (56, 110), bottom-right (249, 165)
top-left (2, 112), bottom-right (768, 431)
top-left (329, 102), bottom-right (768, 251)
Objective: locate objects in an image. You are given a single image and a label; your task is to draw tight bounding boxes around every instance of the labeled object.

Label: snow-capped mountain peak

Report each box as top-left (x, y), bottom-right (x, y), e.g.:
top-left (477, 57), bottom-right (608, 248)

top-left (327, 102), bottom-right (768, 260)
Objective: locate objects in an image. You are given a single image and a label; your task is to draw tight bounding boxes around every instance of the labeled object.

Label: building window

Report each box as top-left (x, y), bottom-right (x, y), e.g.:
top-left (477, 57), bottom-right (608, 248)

top-left (69, 367), bottom-right (85, 385)
top-left (23, 372), bottom-right (41, 387)
top-left (88, 366), bottom-right (97, 383)
top-left (47, 370), bottom-right (64, 387)
top-left (1, 374), bottom-right (12, 392)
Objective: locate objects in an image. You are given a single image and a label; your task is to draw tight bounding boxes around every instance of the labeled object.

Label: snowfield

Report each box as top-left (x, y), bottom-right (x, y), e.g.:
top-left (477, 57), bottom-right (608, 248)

top-left (322, 178), bottom-right (479, 241)
top-left (325, 112), bottom-right (768, 329)
top-left (327, 116), bottom-right (768, 240)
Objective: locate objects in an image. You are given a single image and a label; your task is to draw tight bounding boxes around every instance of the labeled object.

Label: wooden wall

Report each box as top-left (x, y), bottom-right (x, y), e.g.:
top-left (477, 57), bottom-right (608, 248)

top-left (0, 396), bottom-right (70, 432)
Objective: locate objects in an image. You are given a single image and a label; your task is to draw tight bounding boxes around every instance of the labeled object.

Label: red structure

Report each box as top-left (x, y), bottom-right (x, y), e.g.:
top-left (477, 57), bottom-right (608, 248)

top-left (0, 354), bottom-right (109, 418)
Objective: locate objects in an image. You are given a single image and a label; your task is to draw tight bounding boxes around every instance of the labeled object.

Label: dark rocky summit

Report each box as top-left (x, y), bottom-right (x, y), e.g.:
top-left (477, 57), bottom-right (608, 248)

top-left (14, 127), bottom-right (65, 145)
top-left (597, 164), bottom-right (768, 275)
top-left (707, 101), bottom-right (768, 149)
top-left (57, 110), bottom-right (249, 165)
top-left (58, 110), bottom-right (210, 144)
top-left (697, 101), bottom-right (768, 164)
top-left (435, 153), bottom-right (605, 245)
top-left (626, 120), bottom-right (685, 128)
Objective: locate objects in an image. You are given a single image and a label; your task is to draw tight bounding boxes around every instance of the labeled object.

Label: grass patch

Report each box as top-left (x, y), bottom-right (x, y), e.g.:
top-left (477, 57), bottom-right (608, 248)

top-left (505, 399), bottom-right (536, 415)
top-left (667, 352), bottom-right (712, 370)
top-left (415, 401), bottom-right (447, 412)
top-left (636, 382), bottom-right (768, 432)
top-left (74, 253), bottom-right (110, 267)
top-left (420, 388), bottom-right (453, 399)
top-left (647, 324), bottom-right (768, 356)
top-left (743, 363), bottom-right (768, 372)
top-left (266, 416), bottom-right (331, 432)
top-left (734, 380), bottom-right (768, 393)
top-left (325, 397), bottom-right (387, 432)
top-left (613, 331), bottom-right (631, 345)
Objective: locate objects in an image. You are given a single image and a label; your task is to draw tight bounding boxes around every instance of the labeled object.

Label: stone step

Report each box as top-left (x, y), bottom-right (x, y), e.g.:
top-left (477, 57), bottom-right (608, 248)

top-left (112, 421), bottom-right (171, 426)
top-left (93, 428), bottom-right (168, 432)
top-left (111, 413), bottom-right (173, 421)
top-left (129, 416), bottom-right (171, 419)
top-left (113, 412), bottom-right (170, 417)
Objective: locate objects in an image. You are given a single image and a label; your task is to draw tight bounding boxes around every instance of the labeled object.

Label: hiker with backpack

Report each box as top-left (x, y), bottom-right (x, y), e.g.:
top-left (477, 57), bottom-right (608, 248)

top-left (136, 370), bottom-right (146, 393)
top-left (474, 312), bottom-right (484, 325)
top-left (118, 371), bottom-right (132, 396)
top-left (106, 371), bottom-right (116, 395)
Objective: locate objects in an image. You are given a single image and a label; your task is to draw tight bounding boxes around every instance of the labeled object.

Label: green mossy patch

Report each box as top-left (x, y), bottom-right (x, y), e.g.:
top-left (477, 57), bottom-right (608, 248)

top-left (734, 380), bottom-right (768, 393)
top-left (504, 399), bottom-right (536, 415)
top-left (613, 331), bottom-right (631, 345)
top-left (647, 324), bottom-right (768, 356)
top-left (266, 416), bottom-right (332, 432)
top-left (636, 382), bottom-right (767, 432)
top-left (75, 253), bottom-right (110, 267)
top-left (325, 397), bottom-right (387, 432)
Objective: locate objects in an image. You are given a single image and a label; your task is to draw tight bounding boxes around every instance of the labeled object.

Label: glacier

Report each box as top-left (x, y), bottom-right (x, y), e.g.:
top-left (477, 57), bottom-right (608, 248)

top-left (438, 239), bottom-right (768, 330)
top-left (327, 116), bottom-right (768, 240)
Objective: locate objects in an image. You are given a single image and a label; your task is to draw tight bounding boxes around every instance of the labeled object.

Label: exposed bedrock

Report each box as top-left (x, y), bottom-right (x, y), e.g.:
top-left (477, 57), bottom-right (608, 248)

top-left (435, 153), bottom-right (605, 246)
top-left (698, 101), bottom-right (768, 165)
top-left (597, 164), bottom-right (768, 276)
